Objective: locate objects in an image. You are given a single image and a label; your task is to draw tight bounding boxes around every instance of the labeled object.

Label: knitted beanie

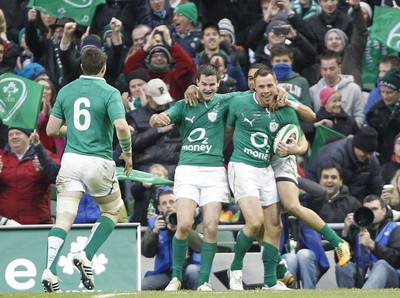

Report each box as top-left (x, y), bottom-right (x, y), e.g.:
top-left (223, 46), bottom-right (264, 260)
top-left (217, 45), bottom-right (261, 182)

top-left (352, 126), bottom-right (378, 153)
top-left (380, 68), bottom-right (400, 92)
top-left (325, 28), bottom-right (349, 47)
top-left (147, 45), bottom-right (172, 64)
top-left (174, 2), bottom-right (198, 26)
top-left (320, 87), bottom-right (339, 107)
top-left (218, 18), bottom-right (235, 45)
top-left (80, 35), bottom-right (102, 54)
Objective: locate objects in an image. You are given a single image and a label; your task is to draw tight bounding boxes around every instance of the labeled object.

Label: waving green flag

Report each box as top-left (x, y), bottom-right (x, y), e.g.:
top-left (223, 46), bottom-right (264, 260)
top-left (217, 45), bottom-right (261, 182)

top-left (370, 6), bottom-right (400, 52)
top-left (27, 0), bottom-right (106, 27)
top-left (0, 73), bottom-right (43, 130)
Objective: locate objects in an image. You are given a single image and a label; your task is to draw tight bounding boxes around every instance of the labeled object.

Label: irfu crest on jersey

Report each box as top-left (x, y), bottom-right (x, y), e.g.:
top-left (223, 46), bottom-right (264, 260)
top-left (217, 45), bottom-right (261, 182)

top-left (269, 121), bottom-right (279, 132)
top-left (208, 112), bottom-right (217, 122)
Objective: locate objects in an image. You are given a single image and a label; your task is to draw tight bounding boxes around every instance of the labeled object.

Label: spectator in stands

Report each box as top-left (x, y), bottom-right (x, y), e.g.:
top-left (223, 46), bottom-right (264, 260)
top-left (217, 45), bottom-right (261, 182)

top-left (171, 2), bottom-right (201, 58)
top-left (35, 77), bottom-right (65, 158)
top-left (366, 68), bottom-right (400, 164)
top-left (124, 25), bottom-right (195, 100)
top-left (380, 133), bottom-right (400, 185)
top-left (310, 50), bottom-right (364, 127)
top-left (142, 188), bottom-right (202, 290)
top-left (302, 88), bottom-right (358, 143)
top-left (148, 0), bottom-right (174, 30)
top-left (300, 162), bottom-right (361, 224)
top-left (365, 56), bottom-right (400, 114)
top-left (323, 0), bottom-right (368, 87)
top-left (121, 69), bottom-right (150, 112)
top-left (0, 37), bottom-right (12, 74)
top-left (25, 9), bottom-right (72, 90)
top-left (59, 18), bottom-right (123, 88)
top-left (209, 53), bottom-right (237, 93)
top-left (270, 44), bottom-right (312, 108)
top-left (306, 0), bottom-right (352, 54)
top-left (0, 128), bottom-right (60, 224)
top-left (336, 195), bottom-right (400, 288)
top-left (381, 170), bottom-right (400, 212)
top-left (291, 0), bottom-right (321, 20)
top-left (196, 21), bottom-right (247, 91)
top-left (13, 28), bottom-right (37, 74)
top-left (247, 13), bottom-right (317, 80)
top-left (114, 78), bottom-right (180, 179)
top-left (124, 24), bottom-right (152, 62)
top-left (307, 126), bottom-right (384, 202)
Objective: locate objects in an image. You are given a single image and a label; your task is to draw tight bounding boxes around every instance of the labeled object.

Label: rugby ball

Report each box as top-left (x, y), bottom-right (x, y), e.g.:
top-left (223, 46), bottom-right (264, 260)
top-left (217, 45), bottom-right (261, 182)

top-left (273, 124), bottom-right (300, 157)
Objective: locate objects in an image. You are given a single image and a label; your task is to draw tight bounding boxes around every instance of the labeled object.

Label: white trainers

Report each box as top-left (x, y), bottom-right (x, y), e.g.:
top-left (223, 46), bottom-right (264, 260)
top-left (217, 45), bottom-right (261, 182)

top-left (197, 282), bottom-right (213, 291)
top-left (73, 251), bottom-right (94, 290)
top-left (262, 281), bottom-right (291, 290)
top-left (228, 269), bottom-right (244, 290)
top-left (165, 277), bottom-right (181, 291)
top-left (41, 269), bottom-right (61, 292)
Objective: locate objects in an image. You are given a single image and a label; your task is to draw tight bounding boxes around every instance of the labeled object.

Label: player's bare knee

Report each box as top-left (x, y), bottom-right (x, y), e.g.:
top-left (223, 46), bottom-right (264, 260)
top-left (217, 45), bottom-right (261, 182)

top-left (98, 197), bottom-right (123, 215)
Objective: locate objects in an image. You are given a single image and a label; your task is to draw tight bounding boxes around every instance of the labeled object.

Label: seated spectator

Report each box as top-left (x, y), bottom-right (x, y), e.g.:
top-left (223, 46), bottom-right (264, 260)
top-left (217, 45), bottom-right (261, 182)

top-left (380, 133), bottom-right (400, 184)
top-left (171, 2), bottom-right (201, 58)
top-left (381, 170), bottom-right (400, 212)
top-left (13, 28), bottom-right (36, 74)
top-left (366, 68), bottom-right (400, 164)
top-left (124, 25), bottom-right (195, 100)
top-left (307, 126), bottom-right (384, 202)
top-left (141, 188), bottom-right (202, 290)
top-left (336, 195), bottom-right (400, 288)
top-left (310, 50), bottom-right (364, 127)
top-left (302, 88), bottom-right (358, 143)
top-left (121, 69), bottom-right (150, 112)
top-left (0, 128), bottom-right (60, 224)
top-left (300, 162), bottom-right (362, 223)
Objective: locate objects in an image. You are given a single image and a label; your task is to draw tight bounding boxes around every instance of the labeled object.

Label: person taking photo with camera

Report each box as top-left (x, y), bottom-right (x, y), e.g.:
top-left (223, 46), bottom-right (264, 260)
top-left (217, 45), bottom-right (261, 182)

top-left (336, 195), bottom-right (400, 288)
top-left (141, 188), bottom-right (203, 290)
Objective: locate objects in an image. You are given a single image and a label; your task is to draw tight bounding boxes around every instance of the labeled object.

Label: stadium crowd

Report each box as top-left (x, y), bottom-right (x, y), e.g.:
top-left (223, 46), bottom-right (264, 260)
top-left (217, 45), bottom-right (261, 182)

top-left (0, 0), bottom-right (400, 292)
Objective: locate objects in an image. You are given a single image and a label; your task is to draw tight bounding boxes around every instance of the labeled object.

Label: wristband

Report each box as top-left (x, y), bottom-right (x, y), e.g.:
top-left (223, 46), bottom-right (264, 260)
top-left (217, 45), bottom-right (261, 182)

top-left (119, 136), bottom-right (132, 153)
top-left (287, 100), bottom-right (299, 111)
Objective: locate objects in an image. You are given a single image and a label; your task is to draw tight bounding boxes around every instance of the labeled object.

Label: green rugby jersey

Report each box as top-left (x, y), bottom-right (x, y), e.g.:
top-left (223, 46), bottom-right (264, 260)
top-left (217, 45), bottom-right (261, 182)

top-left (51, 76), bottom-right (125, 160)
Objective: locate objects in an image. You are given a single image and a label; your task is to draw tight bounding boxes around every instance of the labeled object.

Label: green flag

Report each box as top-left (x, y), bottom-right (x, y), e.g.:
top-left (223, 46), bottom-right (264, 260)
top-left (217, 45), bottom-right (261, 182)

top-left (0, 73), bottom-right (43, 130)
top-left (116, 167), bottom-right (174, 185)
top-left (307, 125), bottom-right (346, 166)
top-left (27, 0), bottom-right (106, 27)
top-left (370, 6), bottom-right (400, 52)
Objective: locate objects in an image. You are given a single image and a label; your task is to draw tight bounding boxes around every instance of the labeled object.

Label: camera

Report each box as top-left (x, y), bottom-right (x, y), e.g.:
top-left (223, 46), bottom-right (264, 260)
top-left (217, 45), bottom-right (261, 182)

top-left (162, 212), bottom-right (177, 226)
top-left (272, 26), bottom-right (289, 35)
top-left (354, 207), bottom-right (374, 228)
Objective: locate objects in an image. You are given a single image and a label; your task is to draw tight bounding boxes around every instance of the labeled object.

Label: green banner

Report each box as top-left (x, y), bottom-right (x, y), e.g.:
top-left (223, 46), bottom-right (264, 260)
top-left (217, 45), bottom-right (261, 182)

top-left (0, 73), bottom-right (43, 130)
top-left (307, 125), bottom-right (346, 166)
top-left (0, 224), bottom-right (140, 293)
top-left (116, 167), bottom-right (173, 185)
top-left (27, 0), bottom-right (106, 27)
top-left (370, 6), bottom-right (400, 52)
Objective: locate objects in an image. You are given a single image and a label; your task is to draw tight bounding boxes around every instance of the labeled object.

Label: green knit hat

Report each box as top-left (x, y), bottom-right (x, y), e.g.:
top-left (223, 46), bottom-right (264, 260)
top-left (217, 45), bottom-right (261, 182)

top-left (380, 68), bottom-right (400, 92)
top-left (174, 2), bottom-right (198, 26)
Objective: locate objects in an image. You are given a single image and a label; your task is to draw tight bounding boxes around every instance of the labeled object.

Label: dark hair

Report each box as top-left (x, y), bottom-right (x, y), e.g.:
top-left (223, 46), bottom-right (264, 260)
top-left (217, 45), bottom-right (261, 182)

top-left (197, 64), bottom-right (221, 81)
top-left (320, 50), bottom-right (342, 65)
top-left (210, 53), bottom-right (227, 69)
top-left (380, 56), bottom-right (400, 71)
top-left (157, 189), bottom-right (174, 201)
top-left (254, 67), bottom-right (276, 83)
top-left (363, 194), bottom-right (385, 209)
top-left (319, 162), bottom-right (343, 179)
top-left (270, 44), bottom-right (294, 61)
top-left (81, 48), bottom-right (107, 75)
top-left (201, 21), bottom-right (220, 38)
top-left (34, 77), bottom-right (57, 106)
top-left (249, 62), bottom-right (270, 72)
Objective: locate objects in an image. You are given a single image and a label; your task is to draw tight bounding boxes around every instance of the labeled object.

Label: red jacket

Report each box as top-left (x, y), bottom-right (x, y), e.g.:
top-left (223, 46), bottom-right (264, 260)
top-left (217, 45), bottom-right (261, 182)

top-left (123, 43), bottom-right (195, 100)
top-left (0, 145), bottom-right (60, 224)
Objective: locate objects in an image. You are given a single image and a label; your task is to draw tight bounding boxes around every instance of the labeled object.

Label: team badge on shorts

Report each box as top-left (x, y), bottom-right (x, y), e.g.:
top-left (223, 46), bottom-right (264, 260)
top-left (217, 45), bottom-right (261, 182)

top-left (208, 112), bottom-right (217, 122)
